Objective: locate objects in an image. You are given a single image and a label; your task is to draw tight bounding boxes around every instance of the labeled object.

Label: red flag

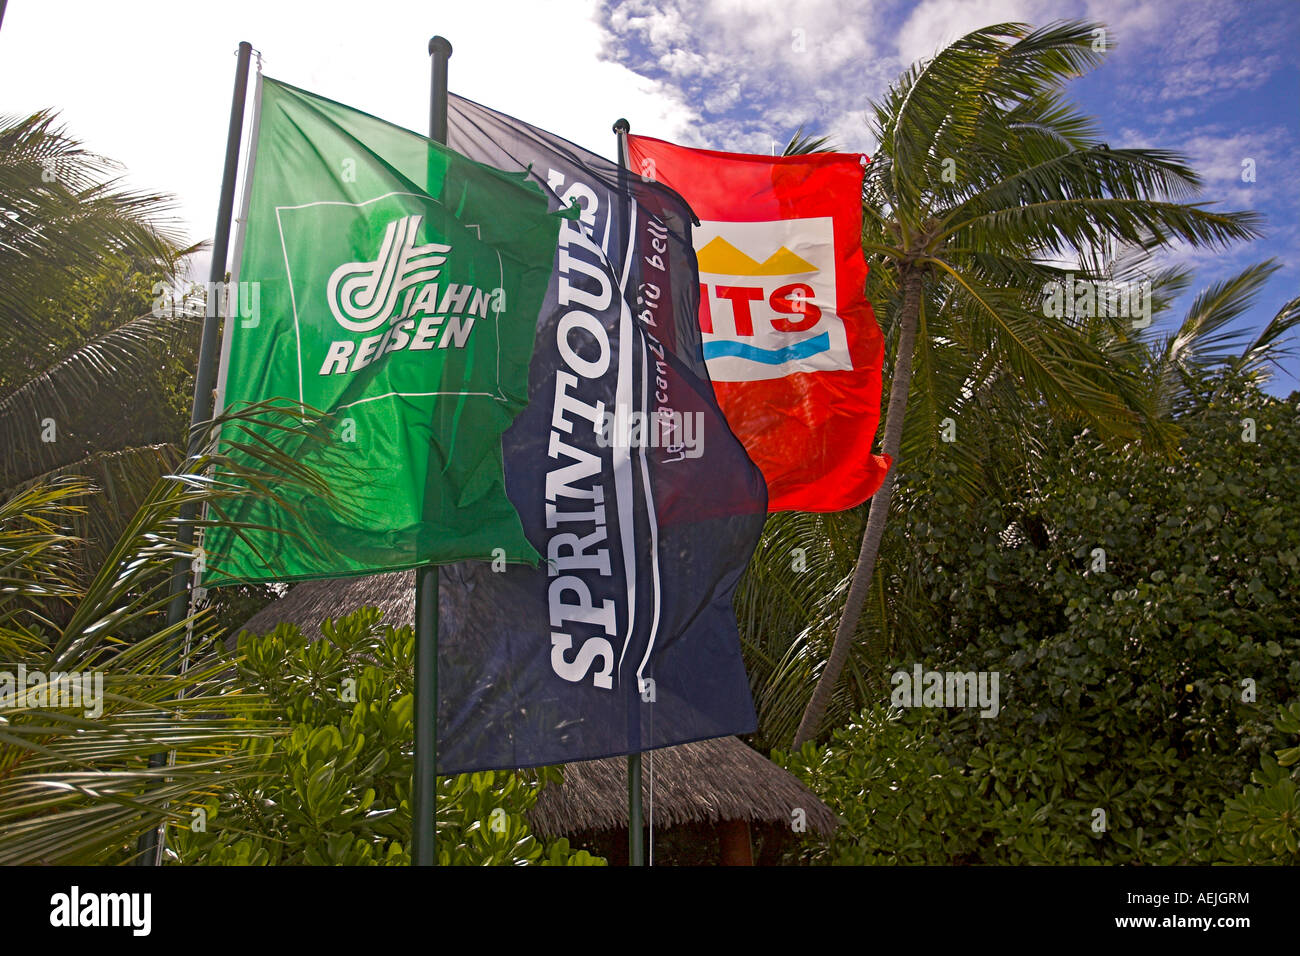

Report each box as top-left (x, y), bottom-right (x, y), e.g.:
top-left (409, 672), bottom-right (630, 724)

top-left (626, 135), bottom-right (889, 513)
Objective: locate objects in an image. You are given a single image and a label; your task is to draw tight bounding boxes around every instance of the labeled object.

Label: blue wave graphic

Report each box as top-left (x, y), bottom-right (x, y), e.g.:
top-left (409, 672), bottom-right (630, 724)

top-left (702, 331), bottom-right (830, 365)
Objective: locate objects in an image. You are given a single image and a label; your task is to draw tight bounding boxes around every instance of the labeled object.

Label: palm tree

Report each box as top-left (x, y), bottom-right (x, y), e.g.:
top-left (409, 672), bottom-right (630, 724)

top-left (791, 21), bottom-right (1261, 747)
top-left (0, 110), bottom-right (202, 577)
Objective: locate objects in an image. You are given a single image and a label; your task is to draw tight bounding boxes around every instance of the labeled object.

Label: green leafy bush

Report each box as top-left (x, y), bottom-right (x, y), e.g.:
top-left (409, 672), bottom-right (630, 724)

top-left (1185, 702), bottom-right (1300, 863)
top-left (784, 384), bottom-right (1299, 864)
top-left (168, 608), bottom-right (604, 866)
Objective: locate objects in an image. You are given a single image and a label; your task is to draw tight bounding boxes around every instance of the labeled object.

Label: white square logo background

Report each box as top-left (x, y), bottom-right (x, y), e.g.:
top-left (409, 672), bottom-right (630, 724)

top-left (695, 217), bottom-right (852, 382)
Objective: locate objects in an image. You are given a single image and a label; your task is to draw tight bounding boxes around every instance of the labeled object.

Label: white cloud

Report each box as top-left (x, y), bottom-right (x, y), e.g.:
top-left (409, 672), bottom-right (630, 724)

top-left (0, 0), bottom-right (694, 252)
top-left (1080, 0), bottom-right (1164, 44)
top-left (1175, 127), bottom-right (1288, 208)
top-left (595, 0), bottom-right (894, 151)
top-left (1100, 0), bottom-right (1294, 103)
top-left (895, 0), bottom-right (1050, 67)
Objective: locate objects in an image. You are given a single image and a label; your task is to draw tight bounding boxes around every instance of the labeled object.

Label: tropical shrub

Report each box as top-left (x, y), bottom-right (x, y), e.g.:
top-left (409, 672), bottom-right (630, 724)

top-left (783, 381), bottom-right (1299, 864)
top-left (1186, 702), bottom-right (1300, 863)
top-left (168, 607), bottom-right (604, 866)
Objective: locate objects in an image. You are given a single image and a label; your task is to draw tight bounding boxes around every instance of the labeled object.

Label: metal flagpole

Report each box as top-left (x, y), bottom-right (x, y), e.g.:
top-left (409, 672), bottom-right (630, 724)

top-left (627, 752), bottom-right (643, 865)
top-left (412, 34), bottom-right (453, 868)
top-left (612, 116), bottom-right (645, 867)
top-left (136, 40), bottom-right (254, 866)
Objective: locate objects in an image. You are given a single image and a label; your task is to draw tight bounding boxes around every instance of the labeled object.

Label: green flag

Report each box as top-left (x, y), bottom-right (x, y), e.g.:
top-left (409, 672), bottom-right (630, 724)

top-left (203, 77), bottom-right (564, 584)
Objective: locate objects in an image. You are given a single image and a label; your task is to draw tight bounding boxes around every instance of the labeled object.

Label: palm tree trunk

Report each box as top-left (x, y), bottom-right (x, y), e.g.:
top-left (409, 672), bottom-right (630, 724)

top-left (792, 267), bottom-right (923, 748)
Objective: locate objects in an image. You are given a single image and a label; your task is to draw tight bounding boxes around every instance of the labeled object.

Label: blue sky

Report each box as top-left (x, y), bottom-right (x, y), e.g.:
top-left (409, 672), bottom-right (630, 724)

top-left (2, 0), bottom-right (1295, 394)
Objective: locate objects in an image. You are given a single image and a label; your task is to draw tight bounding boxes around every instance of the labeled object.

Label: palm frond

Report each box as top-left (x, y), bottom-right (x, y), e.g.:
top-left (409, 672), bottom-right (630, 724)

top-left (0, 309), bottom-right (200, 486)
top-left (783, 126), bottom-right (838, 156)
top-left (0, 403), bottom-right (344, 864)
top-left (1231, 292), bottom-right (1300, 379)
top-left (0, 111), bottom-right (186, 348)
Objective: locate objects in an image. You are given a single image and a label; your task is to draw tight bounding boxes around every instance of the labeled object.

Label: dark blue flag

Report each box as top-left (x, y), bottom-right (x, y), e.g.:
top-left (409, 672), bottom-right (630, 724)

top-left (435, 94), bottom-right (767, 772)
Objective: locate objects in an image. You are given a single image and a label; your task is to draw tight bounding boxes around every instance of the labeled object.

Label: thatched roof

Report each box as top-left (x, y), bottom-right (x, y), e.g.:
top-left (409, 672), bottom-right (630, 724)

top-left (238, 573), bottom-right (839, 837)
top-left (237, 570), bottom-right (416, 640)
top-left (528, 734), bottom-right (838, 837)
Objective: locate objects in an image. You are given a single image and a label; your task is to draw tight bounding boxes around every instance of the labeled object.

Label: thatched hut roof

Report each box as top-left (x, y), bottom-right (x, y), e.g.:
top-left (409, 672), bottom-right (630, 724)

top-left (528, 734), bottom-right (838, 837)
top-left (237, 573), bottom-right (839, 838)
top-left (237, 570), bottom-right (415, 640)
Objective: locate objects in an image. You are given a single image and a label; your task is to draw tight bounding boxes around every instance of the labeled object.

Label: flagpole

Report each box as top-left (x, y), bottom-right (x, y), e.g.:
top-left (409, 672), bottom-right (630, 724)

top-left (412, 33), bottom-right (453, 868)
top-left (611, 116), bottom-right (646, 868)
top-left (135, 40), bottom-right (254, 867)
